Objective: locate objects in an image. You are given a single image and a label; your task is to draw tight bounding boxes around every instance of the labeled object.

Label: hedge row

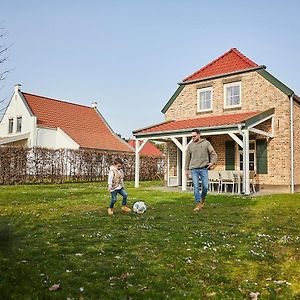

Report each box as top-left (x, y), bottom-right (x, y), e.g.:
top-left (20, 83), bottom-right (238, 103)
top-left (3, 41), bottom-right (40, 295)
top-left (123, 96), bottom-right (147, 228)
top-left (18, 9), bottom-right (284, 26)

top-left (0, 146), bottom-right (165, 185)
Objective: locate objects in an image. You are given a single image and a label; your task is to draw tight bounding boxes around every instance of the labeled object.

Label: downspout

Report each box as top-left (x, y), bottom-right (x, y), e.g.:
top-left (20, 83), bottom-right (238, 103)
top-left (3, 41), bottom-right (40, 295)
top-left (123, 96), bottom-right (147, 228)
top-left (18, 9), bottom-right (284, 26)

top-left (290, 94), bottom-right (294, 193)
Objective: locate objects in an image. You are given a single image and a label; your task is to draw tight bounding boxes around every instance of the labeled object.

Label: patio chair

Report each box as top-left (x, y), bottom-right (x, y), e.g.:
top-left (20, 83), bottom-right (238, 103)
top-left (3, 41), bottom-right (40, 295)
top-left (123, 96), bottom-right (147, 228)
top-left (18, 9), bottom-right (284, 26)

top-left (208, 170), bottom-right (221, 192)
top-left (219, 170), bottom-right (237, 193)
top-left (187, 174), bottom-right (202, 191)
top-left (187, 174), bottom-right (193, 190)
top-left (250, 171), bottom-right (257, 193)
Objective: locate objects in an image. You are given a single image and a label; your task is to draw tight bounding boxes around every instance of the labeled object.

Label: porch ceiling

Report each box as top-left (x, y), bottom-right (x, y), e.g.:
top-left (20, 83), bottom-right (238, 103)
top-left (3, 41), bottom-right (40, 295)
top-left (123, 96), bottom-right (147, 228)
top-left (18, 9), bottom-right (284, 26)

top-left (133, 108), bottom-right (275, 139)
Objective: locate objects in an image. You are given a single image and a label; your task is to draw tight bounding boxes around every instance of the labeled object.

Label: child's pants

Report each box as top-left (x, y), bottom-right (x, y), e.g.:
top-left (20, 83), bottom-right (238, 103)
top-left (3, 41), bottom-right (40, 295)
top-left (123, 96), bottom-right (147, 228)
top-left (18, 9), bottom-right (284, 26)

top-left (109, 188), bottom-right (128, 208)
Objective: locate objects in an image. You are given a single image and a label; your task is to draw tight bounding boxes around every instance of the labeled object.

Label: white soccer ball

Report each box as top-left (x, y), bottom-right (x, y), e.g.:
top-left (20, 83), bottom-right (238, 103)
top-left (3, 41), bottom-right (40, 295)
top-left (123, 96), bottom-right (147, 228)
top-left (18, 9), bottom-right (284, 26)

top-left (133, 201), bottom-right (147, 214)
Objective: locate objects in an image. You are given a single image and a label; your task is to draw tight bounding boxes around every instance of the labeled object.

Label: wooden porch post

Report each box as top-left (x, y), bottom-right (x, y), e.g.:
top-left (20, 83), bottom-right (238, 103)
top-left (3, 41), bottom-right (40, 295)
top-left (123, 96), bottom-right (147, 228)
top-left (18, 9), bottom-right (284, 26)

top-left (182, 136), bottom-right (187, 191)
top-left (242, 129), bottom-right (250, 195)
top-left (134, 139), bottom-right (140, 188)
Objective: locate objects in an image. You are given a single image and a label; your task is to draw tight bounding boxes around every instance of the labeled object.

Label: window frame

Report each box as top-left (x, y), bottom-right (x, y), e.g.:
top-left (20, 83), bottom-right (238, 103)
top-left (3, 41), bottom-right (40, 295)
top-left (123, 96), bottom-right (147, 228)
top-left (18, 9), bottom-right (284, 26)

top-left (8, 118), bottom-right (14, 134)
top-left (16, 116), bottom-right (22, 133)
top-left (224, 81), bottom-right (241, 109)
top-left (197, 86), bottom-right (213, 112)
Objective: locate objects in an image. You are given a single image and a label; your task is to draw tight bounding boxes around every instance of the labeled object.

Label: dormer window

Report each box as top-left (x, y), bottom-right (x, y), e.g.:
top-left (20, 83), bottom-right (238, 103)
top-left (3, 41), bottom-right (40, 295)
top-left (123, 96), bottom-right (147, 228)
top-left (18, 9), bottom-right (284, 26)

top-left (197, 87), bottom-right (212, 112)
top-left (16, 116), bottom-right (22, 133)
top-left (8, 118), bottom-right (13, 134)
top-left (224, 82), bottom-right (241, 108)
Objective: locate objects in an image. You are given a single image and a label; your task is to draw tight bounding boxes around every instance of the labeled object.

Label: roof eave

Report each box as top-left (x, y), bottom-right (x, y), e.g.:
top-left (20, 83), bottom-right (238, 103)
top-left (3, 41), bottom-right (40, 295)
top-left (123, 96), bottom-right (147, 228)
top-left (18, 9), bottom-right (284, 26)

top-left (257, 69), bottom-right (294, 96)
top-left (134, 124), bottom-right (242, 138)
top-left (133, 120), bottom-right (172, 134)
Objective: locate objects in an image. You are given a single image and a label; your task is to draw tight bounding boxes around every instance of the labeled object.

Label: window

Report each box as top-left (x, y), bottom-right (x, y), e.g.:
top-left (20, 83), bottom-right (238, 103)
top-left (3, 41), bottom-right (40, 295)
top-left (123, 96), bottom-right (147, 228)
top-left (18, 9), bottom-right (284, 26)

top-left (197, 87), bottom-right (212, 112)
top-left (224, 82), bottom-right (241, 108)
top-left (16, 116), bottom-right (22, 133)
top-left (8, 118), bottom-right (13, 134)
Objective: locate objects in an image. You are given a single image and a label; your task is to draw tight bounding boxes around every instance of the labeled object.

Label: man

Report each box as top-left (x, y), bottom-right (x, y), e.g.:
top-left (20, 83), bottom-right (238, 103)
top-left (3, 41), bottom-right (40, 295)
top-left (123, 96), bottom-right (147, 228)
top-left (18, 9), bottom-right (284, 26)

top-left (185, 129), bottom-right (217, 211)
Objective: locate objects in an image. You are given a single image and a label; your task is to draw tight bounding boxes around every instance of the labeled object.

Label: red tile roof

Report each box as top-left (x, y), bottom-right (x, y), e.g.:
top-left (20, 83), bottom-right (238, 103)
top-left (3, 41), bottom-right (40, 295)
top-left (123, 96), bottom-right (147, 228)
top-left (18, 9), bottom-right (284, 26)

top-left (183, 48), bottom-right (258, 82)
top-left (134, 111), bottom-right (260, 135)
top-left (128, 139), bottom-right (163, 157)
top-left (22, 92), bottom-right (134, 152)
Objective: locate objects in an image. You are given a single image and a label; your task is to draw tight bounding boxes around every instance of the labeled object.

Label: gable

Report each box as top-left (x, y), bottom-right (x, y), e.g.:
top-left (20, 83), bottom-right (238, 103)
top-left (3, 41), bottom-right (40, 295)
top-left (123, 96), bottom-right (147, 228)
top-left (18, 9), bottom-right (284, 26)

top-left (0, 90), bottom-right (35, 139)
top-left (162, 48), bottom-right (296, 114)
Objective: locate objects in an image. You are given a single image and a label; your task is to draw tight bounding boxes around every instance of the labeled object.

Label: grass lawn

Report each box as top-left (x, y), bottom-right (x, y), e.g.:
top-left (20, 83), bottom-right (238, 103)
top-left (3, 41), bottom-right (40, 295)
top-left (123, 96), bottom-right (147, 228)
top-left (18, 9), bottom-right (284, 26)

top-left (0, 181), bottom-right (300, 300)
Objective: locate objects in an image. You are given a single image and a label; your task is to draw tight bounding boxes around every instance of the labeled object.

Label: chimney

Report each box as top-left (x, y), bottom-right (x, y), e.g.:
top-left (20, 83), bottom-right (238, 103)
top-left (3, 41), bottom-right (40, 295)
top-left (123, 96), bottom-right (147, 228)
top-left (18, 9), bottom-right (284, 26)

top-left (91, 101), bottom-right (97, 109)
top-left (15, 84), bottom-right (21, 93)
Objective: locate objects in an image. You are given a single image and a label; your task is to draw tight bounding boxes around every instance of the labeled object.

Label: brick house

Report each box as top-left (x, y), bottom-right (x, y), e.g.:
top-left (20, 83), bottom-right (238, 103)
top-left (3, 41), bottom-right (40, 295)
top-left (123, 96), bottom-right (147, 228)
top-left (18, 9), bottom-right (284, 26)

top-left (0, 85), bottom-right (134, 153)
top-left (133, 48), bottom-right (300, 194)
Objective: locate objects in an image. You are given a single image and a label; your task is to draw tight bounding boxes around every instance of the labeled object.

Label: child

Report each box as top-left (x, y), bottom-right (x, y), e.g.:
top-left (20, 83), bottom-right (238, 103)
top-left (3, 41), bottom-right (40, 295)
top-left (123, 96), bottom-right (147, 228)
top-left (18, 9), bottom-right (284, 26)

top-left (107, 158), bottom-right (131, 215)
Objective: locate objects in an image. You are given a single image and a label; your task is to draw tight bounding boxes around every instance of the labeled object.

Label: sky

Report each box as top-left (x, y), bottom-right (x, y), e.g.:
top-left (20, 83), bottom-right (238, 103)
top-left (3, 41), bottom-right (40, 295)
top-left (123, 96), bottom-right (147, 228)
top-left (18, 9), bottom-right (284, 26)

top-left (1, 0), bottom-right (300, 138)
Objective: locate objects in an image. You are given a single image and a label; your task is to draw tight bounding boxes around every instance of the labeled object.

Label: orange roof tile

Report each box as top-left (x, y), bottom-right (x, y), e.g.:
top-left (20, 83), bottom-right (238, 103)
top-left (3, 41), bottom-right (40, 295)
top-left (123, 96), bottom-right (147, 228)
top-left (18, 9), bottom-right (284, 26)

top-left (22, 92), bottom-right (134, 152)
top-left (183, 48), bottom-right (258, 82)
top-left (134, 111), bottom-right (260, 135)
top-left (128, 139), bottom-right (163, 157)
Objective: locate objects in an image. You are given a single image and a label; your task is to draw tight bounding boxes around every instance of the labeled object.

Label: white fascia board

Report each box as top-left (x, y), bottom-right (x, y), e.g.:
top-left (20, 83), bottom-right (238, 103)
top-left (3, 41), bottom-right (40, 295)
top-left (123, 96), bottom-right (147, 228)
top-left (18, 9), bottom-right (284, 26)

top-left (0, 132), bottom-right (30, 145)
top-left (135, 128), bottom-right (240, 141)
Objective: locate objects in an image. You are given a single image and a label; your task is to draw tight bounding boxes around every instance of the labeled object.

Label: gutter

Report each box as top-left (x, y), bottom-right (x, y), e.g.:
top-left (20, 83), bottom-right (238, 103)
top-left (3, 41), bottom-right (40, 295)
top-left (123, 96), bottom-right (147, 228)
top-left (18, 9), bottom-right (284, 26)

top-left (134, 123), bottom-right (242, 138)
top-left (290, 94), bottom-right (294, 193)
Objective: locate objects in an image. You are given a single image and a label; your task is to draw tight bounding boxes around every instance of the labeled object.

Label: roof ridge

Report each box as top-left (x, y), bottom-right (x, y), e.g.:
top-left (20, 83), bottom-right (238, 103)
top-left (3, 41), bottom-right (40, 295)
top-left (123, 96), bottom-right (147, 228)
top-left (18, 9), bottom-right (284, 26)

top-left (231, 48), bottom-right (258, 67)
top-left (183, 48), bottom-right (233, 82)
top-left (183, 48), bottom-right (258, 82)
top-left (21, 92), bottom-right (92, 110)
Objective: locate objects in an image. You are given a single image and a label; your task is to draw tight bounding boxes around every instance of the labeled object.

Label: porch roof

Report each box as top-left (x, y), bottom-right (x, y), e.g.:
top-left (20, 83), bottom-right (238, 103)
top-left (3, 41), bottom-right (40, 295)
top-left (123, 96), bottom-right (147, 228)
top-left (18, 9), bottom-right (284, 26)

top-left (133, 108), bottom-right (275, 138)
top-left (0, 133), bottom-right (30, 145)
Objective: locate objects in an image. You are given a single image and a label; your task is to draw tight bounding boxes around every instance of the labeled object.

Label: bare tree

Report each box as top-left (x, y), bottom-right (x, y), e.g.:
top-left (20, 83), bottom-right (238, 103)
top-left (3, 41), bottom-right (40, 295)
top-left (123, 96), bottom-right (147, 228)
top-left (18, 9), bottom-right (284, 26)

top-left (0, 25), bottom-right (12, 114)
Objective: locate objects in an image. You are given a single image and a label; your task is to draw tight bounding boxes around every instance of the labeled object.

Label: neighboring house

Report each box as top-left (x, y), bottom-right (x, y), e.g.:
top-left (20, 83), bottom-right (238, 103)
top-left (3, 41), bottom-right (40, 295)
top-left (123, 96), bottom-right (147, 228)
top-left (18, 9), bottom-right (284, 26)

top-left (133, 48), bottom-right (300, 194)
top-left (128, 139), bottom-right (163, 157)
top-left (0, 85), bottom-right (134, 153)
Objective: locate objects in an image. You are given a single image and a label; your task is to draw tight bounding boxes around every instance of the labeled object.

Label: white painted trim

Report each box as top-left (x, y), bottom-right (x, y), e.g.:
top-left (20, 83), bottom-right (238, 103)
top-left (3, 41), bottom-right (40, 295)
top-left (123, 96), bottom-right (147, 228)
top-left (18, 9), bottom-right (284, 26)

top-left (137, 138), bottom-right (148, 153)
top-left (171, 137), bottom-right (183, 151)
top-left (182, 136), bottom-right (187, 191)
top-left (242, 129), bottom-right (250, 195)
top-left (167, 147), bottom-right (170, 186)
top-left (134, 139), bottom-right (140, 188)
top-left (0, 132), bottom-right (30, 145)
top-left (224, 81), bottom-right (242, 109)
top-left (249, 127), bottom-right (273, 138)
top-left (228, 132), bottom-right (243, 148)
top-left (137, 129), bottom-right (241, 141)
top-left (197, 87), bottom-right (213, 112)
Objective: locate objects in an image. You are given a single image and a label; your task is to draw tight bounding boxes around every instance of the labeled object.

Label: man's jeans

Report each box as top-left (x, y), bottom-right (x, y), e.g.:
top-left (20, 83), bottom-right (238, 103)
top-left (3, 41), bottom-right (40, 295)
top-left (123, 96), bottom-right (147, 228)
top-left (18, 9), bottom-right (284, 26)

top-left (191, 168), bottom-right (209, 203)
top-left (109, 187), bottom-right (128, 208)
